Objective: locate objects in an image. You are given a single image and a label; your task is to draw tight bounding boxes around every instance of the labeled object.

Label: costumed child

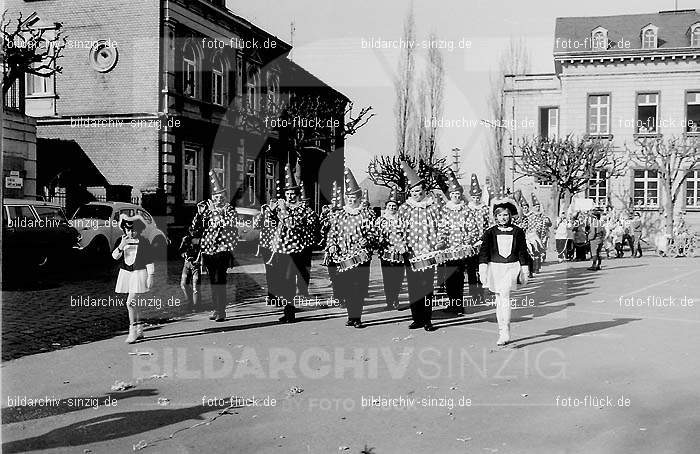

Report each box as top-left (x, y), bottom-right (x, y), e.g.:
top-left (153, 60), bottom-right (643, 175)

top-left (179, 201), bottom-right (206, 312)
top-left (478, 195), bottom-right (530, 346)
top-left (375, 187), bottom-right (407, 310)
top-left (113, 214), bottom-right (155, 344)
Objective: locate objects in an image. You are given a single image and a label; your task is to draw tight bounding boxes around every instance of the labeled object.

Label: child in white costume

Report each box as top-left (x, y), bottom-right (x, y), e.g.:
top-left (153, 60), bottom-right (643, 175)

top-left (478, 197), bottom-right (530, 346)
top-left (113, 214), bottom-right (155, 344)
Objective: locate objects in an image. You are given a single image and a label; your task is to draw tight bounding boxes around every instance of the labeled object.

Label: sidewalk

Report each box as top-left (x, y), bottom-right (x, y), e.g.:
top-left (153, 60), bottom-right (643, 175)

top-left (2, 256), bottom-right (700, 453)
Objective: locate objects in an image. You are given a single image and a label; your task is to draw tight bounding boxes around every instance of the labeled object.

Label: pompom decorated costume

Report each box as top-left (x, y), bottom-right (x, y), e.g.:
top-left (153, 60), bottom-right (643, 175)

top-left (325, 168), bottom-right (376, 326)
top-left (190, 171), bottom-right (239, 322)
top-left (375, 187), bottom-right (406, 310)
top-left (438, 171), bottom-right (479, 314)
top-left (465, 173), bottom-right (491, 304)
top-left (397, 161), bottom-right (444, 330)
top-left (268, 164), bottom-right (319, 323)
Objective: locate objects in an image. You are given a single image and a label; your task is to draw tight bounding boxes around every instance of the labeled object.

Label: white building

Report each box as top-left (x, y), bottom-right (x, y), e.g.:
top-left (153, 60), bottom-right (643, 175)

top-left (503, 9), bottom-right (700, 234)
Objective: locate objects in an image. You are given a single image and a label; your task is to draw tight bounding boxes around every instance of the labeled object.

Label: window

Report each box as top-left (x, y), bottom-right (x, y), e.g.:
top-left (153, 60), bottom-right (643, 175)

top-left (687, 170), bottom-right (700, 208)
top-left (633, 169), bottom-right (658, 207)
top-left (536, 176), bottom-right (552, 187)
top-left (183, 42), bottom-right (198, 98)
top-left (26, 66), bottom-right (54, 96)
top-left (641, 26), bottom-right (658, 49)
top-left (183, 144), bottom-right (200, 203)
top-left (686, 91), bottom-right (700, 133)
top-left (246, 65), bottom-right (259, 112)
top-left (265, 160), bottom-right (278, 202)
top-left (266, 72), bottom-right (279, 107)
top-left (212, 54), bottom-right (225, 106)
top-left (587, 170), bottom-right (608, 206)
top-left (212, 152), bottom-right (226, 189)
top-left (591, 28), bottom-right (607, 50)
top-left (246, 159), bottom-right (257, 205)
top-left (235, 55), bottom-right (243, 98)
top-left (539, 107), bottom-right (559, 138)
top-left (5, 205), bottom-right (35, 225)
top-left (692, 24), bottom-right (700, 47)
top-left (34, 206), bottom-right (67, 223)
top-left (636, 93), bottom-right (658, 134)
top-left (588, 95), bottom-right (610, 136)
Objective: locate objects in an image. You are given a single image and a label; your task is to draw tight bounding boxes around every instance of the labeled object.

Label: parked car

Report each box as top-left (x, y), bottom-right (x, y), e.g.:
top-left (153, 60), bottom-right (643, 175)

top-left (235, 207), bottom-right (261, 243)
top-left (2, 198), bottom-right (82, 270)
top-left (71, 202), bottom-right (169, 261)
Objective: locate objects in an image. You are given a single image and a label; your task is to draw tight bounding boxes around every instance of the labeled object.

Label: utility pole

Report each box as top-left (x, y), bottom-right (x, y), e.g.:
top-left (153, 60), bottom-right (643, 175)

top-left (451, 147), bottom-right (461, 174)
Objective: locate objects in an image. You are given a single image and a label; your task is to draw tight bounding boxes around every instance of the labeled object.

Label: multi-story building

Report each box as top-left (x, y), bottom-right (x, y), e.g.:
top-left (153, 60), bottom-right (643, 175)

top-left (4, 0), bottom-right (347, 233)
top-left (503, 9), bottom-right (700, 234)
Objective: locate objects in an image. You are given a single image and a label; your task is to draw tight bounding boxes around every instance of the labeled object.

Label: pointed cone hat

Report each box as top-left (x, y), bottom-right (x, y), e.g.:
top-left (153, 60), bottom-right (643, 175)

top-left (209, 170), bottom-right (226, 195)
top-left (344, 167), bottom-right (362, 195)
top-left (469, 173), bottom-right (482, 197)
top-left (284, 164), bottom-right (300, 191)
top-left (401, 160), bottom-right (424, 189)
top-left (531, 192), bottom-right (541, 207)
top-left (446, 169), bottom-right (463, 194)
top-left (387, 186), bottom-right (400, 204)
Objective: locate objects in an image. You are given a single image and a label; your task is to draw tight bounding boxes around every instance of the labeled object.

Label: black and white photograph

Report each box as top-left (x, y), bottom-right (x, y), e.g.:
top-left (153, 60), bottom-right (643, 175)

top-left (1, 0), bottom-right (700, 452)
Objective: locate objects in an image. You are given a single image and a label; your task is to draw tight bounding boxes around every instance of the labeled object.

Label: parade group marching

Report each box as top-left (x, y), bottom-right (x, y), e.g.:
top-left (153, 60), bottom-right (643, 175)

top-left (112, 160), bottom-right (595, 347)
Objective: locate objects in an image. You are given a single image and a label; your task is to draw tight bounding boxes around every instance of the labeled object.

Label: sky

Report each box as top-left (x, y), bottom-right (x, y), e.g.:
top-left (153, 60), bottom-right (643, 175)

top-left (228, 0), bottom-right (695, 185)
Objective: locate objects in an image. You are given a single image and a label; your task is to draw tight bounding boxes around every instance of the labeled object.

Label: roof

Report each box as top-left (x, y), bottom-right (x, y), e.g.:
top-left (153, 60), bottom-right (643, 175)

top-left (280, 59), bottom-right (350, 102)
top-left (3, 198), bottom-right (63, 207)
top-left (554, 9), bottom-right (700, 53)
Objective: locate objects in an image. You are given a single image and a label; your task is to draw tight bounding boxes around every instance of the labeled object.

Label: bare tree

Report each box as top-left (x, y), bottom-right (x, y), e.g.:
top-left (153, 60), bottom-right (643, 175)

top-left (420, 31), bottom-right (444, 162)
top-left (486, 37), bottom-right (530, 190)
top-left (2, 11), bottom-right (66, 95)
top-left (394, 6), bottom-right (417, 157)
top-left (514, 135), bottom-right (627, 219)
top-left (367, 154), bottom-right (452, 195)
top-left (627, 136), bottom-right (700, 234)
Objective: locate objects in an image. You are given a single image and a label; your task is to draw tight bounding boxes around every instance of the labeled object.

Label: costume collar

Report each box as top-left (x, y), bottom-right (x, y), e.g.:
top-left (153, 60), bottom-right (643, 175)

top-left (381, 211), bottom-right (397, 220)
top-left (445, 200), bottom-right (464, 211)
top-left (496, 225), bottom-right (514, 232)
top-left (343, 205), bottom-right (363, 215)
top-left (406, 196), bottom-right (434, 209)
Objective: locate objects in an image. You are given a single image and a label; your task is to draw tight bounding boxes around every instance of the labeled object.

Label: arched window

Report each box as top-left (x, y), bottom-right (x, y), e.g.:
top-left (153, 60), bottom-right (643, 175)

top-left (246, 65), bottom-right (259, 112)
top-left (593, 30), bottom-right (608, 50)
top-left (266, 72), bottom-right (279, 107)
top-left (212, 54), bottom-right (225, 105)
top-left (182, 41), bottom-right (199, 98)
top-left (691, 24), bottom-right (700, 47)
top-left (642, 26), bottom-right (657, 49)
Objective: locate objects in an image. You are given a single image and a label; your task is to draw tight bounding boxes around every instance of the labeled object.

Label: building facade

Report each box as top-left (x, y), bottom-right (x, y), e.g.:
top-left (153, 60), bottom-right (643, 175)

top-left (4, 0), bottom-right (346, 234)
top-left (503, 9), bottom-right (700, 235)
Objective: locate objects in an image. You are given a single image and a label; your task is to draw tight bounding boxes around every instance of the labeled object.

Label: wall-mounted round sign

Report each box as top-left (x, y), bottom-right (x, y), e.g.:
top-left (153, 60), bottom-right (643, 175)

top-left (89, 40), bottom-right (118, 72)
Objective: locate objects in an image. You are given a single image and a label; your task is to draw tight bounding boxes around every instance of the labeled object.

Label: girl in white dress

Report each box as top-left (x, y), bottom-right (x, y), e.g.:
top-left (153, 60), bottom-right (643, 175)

top-left (113, 214), bottom-right (154, 343)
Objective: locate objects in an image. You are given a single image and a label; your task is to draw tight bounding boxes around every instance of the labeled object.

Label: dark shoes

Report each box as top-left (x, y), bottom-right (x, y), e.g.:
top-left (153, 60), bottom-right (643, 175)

top-left (209, 312), bottom-right (219, 320)
top-left (424, 323), bottom-right (436, 332)
top-left (346, 319), bottom-right (355, 327)
top-left (408, 322), bottom-right (424, 330)
top-left (353, 320), bottom-right (364, 329)
top-left (278, 315), bottom-right (296, 323)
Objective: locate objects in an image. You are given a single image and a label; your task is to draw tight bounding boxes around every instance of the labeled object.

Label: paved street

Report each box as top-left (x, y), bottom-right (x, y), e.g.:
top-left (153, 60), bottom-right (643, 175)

top-left (1, 253), bottom-right (699, 453)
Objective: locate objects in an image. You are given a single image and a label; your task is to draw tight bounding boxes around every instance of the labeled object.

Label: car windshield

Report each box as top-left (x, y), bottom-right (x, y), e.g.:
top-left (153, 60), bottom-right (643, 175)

top-left (34, 206), bottom-right (68, 223)
top-left (73, 205), bottom-right (112, 220)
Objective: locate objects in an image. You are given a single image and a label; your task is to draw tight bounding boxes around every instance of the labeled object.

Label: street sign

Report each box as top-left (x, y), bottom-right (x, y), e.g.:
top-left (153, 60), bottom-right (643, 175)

top-left (5, 176), bottom-right (23, 189)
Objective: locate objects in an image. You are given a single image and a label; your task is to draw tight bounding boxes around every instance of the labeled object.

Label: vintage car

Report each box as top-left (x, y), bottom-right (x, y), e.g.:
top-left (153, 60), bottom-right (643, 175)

top-left (71, 202), bottom-right (169, 261)
top-left (2, 198), bottom-right (82, 270)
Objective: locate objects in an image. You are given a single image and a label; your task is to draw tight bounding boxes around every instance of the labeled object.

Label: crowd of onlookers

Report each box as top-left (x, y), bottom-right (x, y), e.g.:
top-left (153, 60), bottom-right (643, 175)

top-left (553, 209), bottom-right (693, 266)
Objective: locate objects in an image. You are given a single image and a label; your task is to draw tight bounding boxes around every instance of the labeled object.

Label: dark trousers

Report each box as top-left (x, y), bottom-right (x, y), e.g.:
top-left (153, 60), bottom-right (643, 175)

top-left (335, 261), bottom-right (371, 321)
top-left (443, 259), bottom-right (466, 311)
top-left (405, 258), bottom-right (434, 325)
top-left (327, 263), bottom-right (339, 300)
top-left (261, 248), bottom-right (275, 300)
top-left (380, 259), bottom-right (405, 306)
top-left (203, 251), bottom-right (232, 317)
top-left (465, 255), bottom-right (480, 285)
top-left (296, 248), bottom-right (312, 296)
top-left (270, 252), bottom-right (300, 318)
